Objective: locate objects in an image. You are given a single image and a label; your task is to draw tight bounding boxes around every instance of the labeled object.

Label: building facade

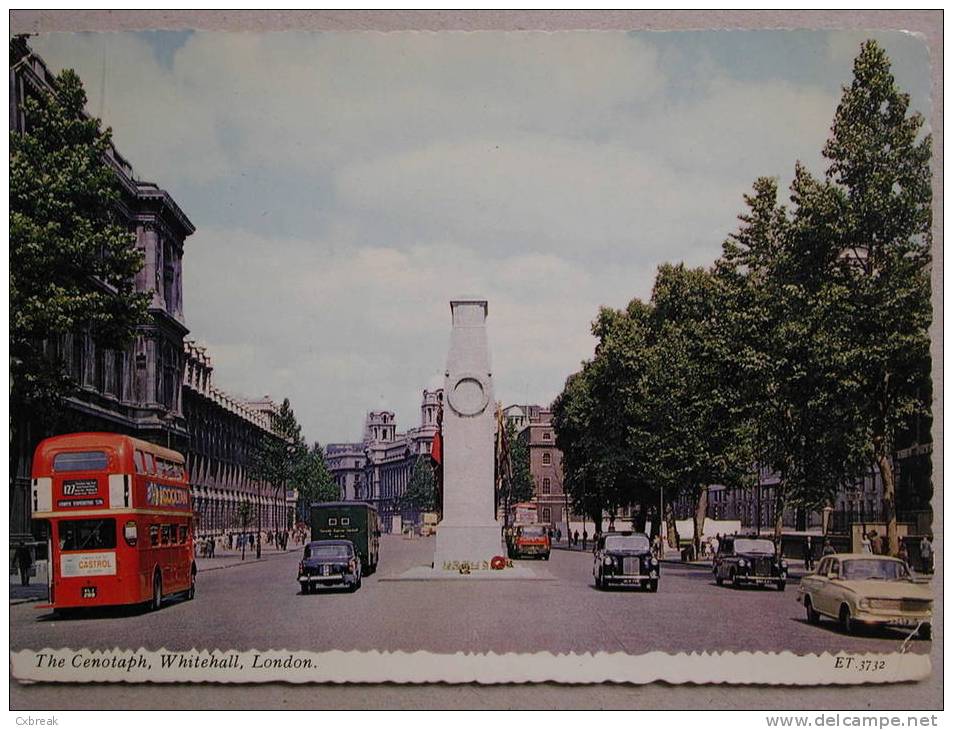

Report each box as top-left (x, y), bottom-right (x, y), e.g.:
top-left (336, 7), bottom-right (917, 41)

top-left (506, 405), bottom-right (577, 530)
top-left (9, 40), bottom-right (291, 552)
top-left (183, 343), bottom-right (294, 539)
top-left (10, 39), bottom-right (194, 543)
top-left (326, 389), bottom-right (442, 529)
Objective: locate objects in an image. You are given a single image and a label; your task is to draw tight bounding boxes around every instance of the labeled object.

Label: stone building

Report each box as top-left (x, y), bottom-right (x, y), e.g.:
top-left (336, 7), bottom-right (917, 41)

top-left (183, 343), bottom-right (295, 539)
top-left (10, 39), bottom-right (194, 542)
top-left (9, 40), bottom-right (291, 551)
top-left (506, 404), bottom-right (576, 530)
top-left (326, 389), bottom-right (442, 529)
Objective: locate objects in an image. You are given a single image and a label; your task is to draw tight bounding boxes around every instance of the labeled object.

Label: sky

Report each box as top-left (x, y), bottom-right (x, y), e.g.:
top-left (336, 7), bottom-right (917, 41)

top-left (29, 30), bottom-right (932, 446)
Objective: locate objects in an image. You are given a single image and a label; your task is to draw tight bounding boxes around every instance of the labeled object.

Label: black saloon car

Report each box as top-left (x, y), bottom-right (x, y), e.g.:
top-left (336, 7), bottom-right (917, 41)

top-left (298, 539), bottom-right (362, 593)
top-left (592, 532), bottom-right (659, 591)
top-left (713, 536), bottom-right (787, 590)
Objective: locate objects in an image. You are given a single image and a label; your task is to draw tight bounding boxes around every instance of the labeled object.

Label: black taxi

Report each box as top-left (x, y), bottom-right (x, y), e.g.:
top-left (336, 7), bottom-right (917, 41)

top-left (592, 531), bottom-right (659, 591)
top-left (713, 535), bottom-right (787, 591)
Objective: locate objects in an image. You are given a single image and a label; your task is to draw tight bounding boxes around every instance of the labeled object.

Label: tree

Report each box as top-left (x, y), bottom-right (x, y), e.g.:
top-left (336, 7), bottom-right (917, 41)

top-left (715, 174), bottom-right (869, 540)
top-left (297, 442), bottom-right (338, 505)
top-left (643, 264), bottom-right (755, 554)
top-left (10, 52), bottom-right (149, 435)
top-left (249, 398), bottom-right (310, 551)
top-left (402, 456), bottom-right (437, 515)
top-left (821, 40), bottom-right (933, 554)
top-left (506, 421), bottom-right (535, 502)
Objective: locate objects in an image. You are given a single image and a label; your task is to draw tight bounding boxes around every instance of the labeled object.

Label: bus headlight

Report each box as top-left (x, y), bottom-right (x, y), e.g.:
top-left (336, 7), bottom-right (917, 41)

top-left (123, 520), bottom-right (138, 547)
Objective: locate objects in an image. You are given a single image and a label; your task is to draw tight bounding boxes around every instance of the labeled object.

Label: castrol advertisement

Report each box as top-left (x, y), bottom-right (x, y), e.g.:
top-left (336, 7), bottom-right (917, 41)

top-left (61, 552), bottom-right (117, 577)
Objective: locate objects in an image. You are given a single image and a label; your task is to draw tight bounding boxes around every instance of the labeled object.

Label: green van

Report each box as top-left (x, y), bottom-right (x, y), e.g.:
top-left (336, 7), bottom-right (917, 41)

top-left (309, 502), bottom-right (381, 574)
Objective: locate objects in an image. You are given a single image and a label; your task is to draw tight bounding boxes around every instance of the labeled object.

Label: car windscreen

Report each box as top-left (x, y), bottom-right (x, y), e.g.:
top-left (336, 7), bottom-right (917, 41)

top-left (734, 539), bottom-right (775, 554)
top-left (842, 559), bottom-right (908, 581)
top-left (58, 519), bottom-right (116, 551)
top-left (520, 526), bottom-right (546, 537)
top-left (307, 544), bottom-right (352, 560)
top-left (604, 535), bottom-right (650, 552)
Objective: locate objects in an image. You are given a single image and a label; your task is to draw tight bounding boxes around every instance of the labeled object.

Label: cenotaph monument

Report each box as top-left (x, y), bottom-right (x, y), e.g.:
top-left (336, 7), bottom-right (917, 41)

top-left (433, 298), bottom-right (503, 568)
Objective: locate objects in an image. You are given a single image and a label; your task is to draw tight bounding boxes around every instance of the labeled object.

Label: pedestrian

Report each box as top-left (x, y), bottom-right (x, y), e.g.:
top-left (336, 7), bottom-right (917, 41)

top-left (898, 541), bottom-right (910, 568)
top-left (582, 529), bottom-right (588, 551)
top-left (919, 535), bottom-right (933, 574)
top-left (14, 544), bottom-right (32, 587)
top-left (208, 536), bottom-right (216, 558)
top-left (556, 527), bottom-right (562, 543)
top-left (802, 536), bottom-right (814, 571)
top-left (822, 539), bottom-right (835, 557)
top-left (572, 530), bottom-right (578, 548)
top-left (870, 531), bottom-right (883, 555)
top-left (861, 532), bottom-right (872, 553)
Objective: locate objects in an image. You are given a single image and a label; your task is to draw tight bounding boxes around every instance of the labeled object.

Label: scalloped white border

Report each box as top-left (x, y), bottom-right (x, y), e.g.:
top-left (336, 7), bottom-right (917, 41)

top-left (10, 648), bottom-right (931, 685)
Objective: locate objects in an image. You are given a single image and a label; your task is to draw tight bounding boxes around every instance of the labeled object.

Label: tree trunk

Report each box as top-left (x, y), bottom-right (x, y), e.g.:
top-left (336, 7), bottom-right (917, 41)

top-left (876, 450), bottom-right (898, 555)
top-left (664, 500), bottom-right (679, 550)
top-left (773, 492), bottom-right (785, 544)
top-left (634, 501), bottom-right (647, 533)
top-left (693, 486), bottom-right (708, 558)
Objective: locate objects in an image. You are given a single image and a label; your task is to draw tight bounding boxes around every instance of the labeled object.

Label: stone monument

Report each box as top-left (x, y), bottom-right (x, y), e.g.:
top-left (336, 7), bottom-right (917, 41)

top-left (433, 298), bottom-right (503, 569)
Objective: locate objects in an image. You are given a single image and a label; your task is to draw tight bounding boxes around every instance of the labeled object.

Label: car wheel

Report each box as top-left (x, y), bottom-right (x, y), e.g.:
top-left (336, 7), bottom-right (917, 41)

top-left (301, 582), bottom-right (310, 595)
top-left (918, 623), bottom-right (932, 641)
top-left (595, 571), bottom-right (603, 590)
top-left (715, 573), bottom-right (724, 587)
top-left (543, 553), bottom-right (550, 561)
top-left (777, 581), bottom-right (786, 592)
top-left (186, 567), bottom-right (196, 600)
top-left (729, 570), bottom-right (739, 588)
top-left (839, 604), bottom-right (854, 635)
top-left (151, 573), bottom-right (162, 612)
top-left (647, 579), bottom-right (658, 593)
top-left (804, 596), bottom-right (820, 625)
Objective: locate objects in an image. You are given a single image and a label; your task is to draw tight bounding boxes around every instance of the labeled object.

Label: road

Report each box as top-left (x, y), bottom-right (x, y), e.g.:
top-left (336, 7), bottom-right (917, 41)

top-left (10, 534), bottom-right (931, 656)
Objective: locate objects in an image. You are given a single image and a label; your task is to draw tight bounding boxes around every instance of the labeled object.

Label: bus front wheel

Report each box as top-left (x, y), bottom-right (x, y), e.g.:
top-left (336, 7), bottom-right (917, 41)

top-left (151, 573), bottom-right (163, 612)
top-left (186, 567), bottom-right (196, 600)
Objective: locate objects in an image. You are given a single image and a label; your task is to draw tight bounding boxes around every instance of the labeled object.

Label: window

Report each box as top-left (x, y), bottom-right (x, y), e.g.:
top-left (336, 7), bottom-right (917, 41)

top-left (149, 525), bottom-right (159, 547)
top-left (58, 519), bottom-right (116, 551)
top-left (179, 525), bottom-right (188, 544)
top-left (53, 451), bottom-right (109, 472)
top-left (543, 431), bottom-right (552, 440)
top-left (542, 452), bottom-right (551, 466)
top-left (542, 507), bottom-right (551, 523)
top-left (328, 518), bottom-right (338, 527)
top-left (542, 477), bottom-right (551, 495)
top-left (134, 450), bottom-right (146, 474)
top-left (144, 453), bottom-right (156, 474)
top-left (829, 560), bottom-right (840, 578)
top-left (341, 518), bottom-right (350, 526)
top-left (160, 525), bottom-right (171, 546)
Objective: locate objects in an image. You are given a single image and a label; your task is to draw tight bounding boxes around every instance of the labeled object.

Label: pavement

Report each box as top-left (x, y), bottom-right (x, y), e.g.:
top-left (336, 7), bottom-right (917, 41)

top-left (8, 542), bottom-right (303, 605)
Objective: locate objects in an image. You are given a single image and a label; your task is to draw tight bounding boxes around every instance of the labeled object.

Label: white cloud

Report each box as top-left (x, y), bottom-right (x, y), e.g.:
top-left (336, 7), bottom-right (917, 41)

top-left (25, 30), bottom-right (932, 444)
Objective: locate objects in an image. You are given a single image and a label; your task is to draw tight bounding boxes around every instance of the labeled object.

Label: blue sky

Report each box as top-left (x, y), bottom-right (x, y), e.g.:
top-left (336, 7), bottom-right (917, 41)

top-left (30, 30), bottom-right (932, 446)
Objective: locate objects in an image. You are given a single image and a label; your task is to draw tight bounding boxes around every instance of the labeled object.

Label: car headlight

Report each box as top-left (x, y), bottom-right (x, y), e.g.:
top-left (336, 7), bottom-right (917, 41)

top-left (780, 560), bottom-right (788, 569)
top-left (650, 557), bottom-right (658, 565)
top-left (739, 559), bottom-right (748, 568)
top-left (858, 598), bottom-right (870, 609)
top-left (603, 556), bottom-right (614, 566)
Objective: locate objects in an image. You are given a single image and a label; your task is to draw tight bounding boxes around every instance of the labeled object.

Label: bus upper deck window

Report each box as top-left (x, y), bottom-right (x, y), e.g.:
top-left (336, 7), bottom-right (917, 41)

top-left (53, 451), bottom-right (109, 472)
top-left (134, 451), bottom-right (145, 474)
top-left (144, 453), bottom-right (155, 474)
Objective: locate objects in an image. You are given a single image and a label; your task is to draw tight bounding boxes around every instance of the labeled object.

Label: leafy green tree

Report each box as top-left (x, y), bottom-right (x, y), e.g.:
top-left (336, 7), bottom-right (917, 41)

top-left (643, 264), bottom-right (755, 553)
top-left (821, 40), bottom-right (933, 554)
top-left (402, 455), bottom-right (437, 514)
top-left (506, 421), bottom-right (535, 504)
top-left (249, 398), bottom-right (310, 541)
top-left (10, 54), bottom-right (149, 435)
top-left (299, 443), bottom-right (339, 504)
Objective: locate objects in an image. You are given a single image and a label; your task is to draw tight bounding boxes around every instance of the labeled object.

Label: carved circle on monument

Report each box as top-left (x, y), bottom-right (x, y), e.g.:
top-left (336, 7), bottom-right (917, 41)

top-left (447, 374), bottom-right (488, 417)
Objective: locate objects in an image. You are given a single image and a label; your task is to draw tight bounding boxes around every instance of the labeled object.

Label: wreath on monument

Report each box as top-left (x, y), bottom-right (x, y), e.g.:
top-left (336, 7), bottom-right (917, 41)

top-left (490, 555), bottom-right (507, 570)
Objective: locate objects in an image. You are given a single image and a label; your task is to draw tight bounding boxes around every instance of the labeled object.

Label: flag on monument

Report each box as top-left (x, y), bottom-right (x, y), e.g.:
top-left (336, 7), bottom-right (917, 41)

top-left (430, 430), bottom-right (442, 465)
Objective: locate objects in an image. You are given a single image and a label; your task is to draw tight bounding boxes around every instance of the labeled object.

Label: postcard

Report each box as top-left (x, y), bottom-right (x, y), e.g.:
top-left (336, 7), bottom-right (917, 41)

top-left (8, 13), bottom-right (940, 705)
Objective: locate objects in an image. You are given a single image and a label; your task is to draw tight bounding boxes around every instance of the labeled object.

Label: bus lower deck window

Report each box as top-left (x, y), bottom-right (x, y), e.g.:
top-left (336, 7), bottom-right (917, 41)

top-left (149, 525), bottom-right (159, 547)
top-left (58, 519), bottom-right (116, 551)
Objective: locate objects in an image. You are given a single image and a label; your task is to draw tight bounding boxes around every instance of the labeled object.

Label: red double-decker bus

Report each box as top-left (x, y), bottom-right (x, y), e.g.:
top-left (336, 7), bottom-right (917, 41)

top-left (31, 432), bottom-right (195, 613)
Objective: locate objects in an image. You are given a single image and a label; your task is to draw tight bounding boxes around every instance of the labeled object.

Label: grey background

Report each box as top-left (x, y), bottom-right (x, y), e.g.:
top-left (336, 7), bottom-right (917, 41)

top-left (8, 9), bottom-right (942, 711)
